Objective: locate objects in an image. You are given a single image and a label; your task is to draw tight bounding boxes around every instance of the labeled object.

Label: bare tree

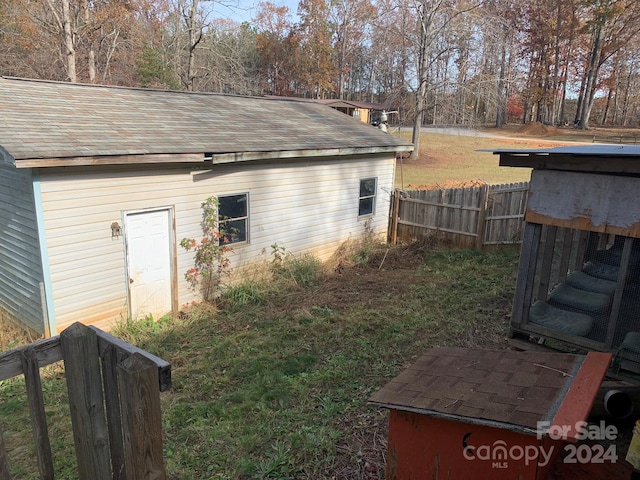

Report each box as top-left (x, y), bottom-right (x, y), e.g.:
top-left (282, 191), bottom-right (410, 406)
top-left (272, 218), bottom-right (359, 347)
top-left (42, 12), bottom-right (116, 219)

top-left (575, 0), bottom-right (640, 128)
top-left (410, 0), bottom-right (482, 160)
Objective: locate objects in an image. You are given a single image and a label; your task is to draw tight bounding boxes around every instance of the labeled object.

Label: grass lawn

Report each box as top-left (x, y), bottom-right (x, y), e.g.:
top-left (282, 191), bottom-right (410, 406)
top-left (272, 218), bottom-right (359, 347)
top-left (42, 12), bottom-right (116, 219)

top-left (391, 130), bottom-right (575, 189)
top-left (0, 243), bottom-right (520, 479)
top-left (395, 133), bottom-right (527, 188)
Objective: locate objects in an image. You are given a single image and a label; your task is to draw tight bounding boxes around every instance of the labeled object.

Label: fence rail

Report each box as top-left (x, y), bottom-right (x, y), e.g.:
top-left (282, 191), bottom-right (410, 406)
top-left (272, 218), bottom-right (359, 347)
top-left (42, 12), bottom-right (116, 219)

top-left (0, 322), bottom-right (170, 480)
top-left (388, 182), bottom-right (529, 248)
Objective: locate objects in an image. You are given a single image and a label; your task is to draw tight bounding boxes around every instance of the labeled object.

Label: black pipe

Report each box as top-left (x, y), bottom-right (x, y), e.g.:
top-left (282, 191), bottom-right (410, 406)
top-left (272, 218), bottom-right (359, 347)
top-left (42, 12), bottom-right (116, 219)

top-left (603, 389), bottom-right (634, 420)
top-left (591, 383), bottom-right (640, 420)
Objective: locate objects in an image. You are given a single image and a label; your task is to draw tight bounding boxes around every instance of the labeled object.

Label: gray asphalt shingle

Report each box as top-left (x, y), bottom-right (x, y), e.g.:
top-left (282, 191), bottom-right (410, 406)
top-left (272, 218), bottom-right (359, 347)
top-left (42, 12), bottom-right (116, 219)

top-left (0, 77), bottom-right (413, 162)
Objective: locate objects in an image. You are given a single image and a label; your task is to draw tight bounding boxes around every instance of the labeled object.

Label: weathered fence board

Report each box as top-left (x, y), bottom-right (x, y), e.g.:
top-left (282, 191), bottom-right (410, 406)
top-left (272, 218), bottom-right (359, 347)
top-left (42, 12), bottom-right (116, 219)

top-left (0, 322), bottom-right (170, 479)
top-left (0, 326), bottom-right (170, 391)
top-left (118, 354), bottom-right (166, 480)
top-left (21, 348), bottom-right (54, 480)
top-left (0, 336), bottom-right (62, 382)
top-left (389, 182), bottom-right (529, 248)
top-left (102, 344), bottom-right (126, 480)
top-left (61, 324), bottom-right (113, 479)
top-left (0, 425), bottom-right (10, 480)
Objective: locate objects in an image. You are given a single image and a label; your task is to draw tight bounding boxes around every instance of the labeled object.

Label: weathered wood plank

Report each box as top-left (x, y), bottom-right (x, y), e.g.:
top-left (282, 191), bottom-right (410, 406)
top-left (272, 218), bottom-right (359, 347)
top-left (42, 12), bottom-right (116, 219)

top-left (0, 327), bottom-right (170, 389)
top-left (20, 348), bottom-right (54, 480)
top-left (396, 220), bottom-right (478, 237)
top-left (101, 345), bottom-right (126, 480)
top-left (118, 354), bottom-right (166, 480)
top-left (536, 225), bottom-right (558, 302)
top-left (90, 326), bottom-right (171, 392)
top-left (513, 323), bottom-right (606, 351)
top-left (395, 182), bottom-right (529, 248)
top-left (573, 230), bottom-right (589, 271)
top-left (557, 228), bottom-right (574, 283)
top-left (604, 237), bottom-right (634, 348)
top-left (61, 323), bottom-right (112, 480)
top-left (485, 213), bottom-right (527, 221)
top-left (17, 152), bottom-right (204, 168)
top-left (476, 186), bottom-right (489, 249)
top-left (511, 222), bottom-right (542, 327)
top-left (401, 196), bottom-right (482, 211)
top-left (0, 337), bottom-right (62, 382)
top-left (0, 424), bottom-right (11, 480)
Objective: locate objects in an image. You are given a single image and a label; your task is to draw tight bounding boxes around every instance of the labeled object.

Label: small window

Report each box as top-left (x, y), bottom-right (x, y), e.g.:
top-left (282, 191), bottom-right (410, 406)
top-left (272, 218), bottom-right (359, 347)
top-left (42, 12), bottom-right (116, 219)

top-left (359, 178), bottom-right (377, 216)
top-left (218, 193), bottom-right (248, 245)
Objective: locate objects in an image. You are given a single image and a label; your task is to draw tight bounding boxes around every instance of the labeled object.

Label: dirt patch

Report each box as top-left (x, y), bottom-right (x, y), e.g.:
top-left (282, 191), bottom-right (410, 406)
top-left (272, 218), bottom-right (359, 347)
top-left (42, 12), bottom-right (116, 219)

top-left (516, 121), bottom-right (559, 136)
top-left (286, 244), bottom-right (430, 314)
top-left (489, 136), bottom-right (564, 148)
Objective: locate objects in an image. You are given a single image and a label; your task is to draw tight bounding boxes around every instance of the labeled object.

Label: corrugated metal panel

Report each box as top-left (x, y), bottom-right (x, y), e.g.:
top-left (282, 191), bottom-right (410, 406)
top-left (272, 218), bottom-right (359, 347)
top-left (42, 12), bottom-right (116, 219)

top-left (0, 159), bottom-right (44, 333)
top-left (39, 155), bottom-right (395, 332)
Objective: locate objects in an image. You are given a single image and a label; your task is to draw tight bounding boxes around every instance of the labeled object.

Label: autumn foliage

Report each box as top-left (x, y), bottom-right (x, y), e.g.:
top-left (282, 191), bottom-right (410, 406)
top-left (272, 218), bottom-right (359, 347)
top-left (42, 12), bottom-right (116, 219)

top-left (1, 0), bottom-right (639, 128)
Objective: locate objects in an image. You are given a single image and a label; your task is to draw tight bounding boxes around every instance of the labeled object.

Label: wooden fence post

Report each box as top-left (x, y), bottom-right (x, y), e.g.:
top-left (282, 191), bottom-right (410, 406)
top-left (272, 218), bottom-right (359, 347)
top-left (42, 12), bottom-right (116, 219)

top-left (0, 424), bottom-right (13, 480)
top-left (388, 190), bottom-right (401, 245)
top-left (118, 353), bottom-right (166, 480)
top-left (61, 322), bottom-right (112, 480)
top-left (20, 347), bottom-right (54, 480)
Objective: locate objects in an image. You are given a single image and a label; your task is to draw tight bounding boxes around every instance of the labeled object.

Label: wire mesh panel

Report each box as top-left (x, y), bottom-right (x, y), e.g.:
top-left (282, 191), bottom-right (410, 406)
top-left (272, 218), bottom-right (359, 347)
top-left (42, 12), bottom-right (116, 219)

top-left (514, 226), bottom-right (640, 355)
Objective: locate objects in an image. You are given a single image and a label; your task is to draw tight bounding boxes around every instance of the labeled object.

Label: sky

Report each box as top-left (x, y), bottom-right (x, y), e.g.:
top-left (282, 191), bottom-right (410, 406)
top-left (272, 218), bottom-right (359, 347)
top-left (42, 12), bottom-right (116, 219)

top-left (212, 0), bottom-right (300, 24)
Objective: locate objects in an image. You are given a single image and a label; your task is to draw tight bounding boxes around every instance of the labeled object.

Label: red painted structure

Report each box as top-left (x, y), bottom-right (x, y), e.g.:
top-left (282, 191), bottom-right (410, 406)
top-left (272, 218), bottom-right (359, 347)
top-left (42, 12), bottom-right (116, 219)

top-left (370, 348), bottom-right (613, 480)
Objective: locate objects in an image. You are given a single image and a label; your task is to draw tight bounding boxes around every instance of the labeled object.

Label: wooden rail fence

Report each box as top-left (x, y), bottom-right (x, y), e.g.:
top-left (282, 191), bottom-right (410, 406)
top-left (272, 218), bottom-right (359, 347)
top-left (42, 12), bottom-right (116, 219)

top-left (388, 182), bottom-right (529, 248)
top-left (0, 322), bottom-right (171, 480)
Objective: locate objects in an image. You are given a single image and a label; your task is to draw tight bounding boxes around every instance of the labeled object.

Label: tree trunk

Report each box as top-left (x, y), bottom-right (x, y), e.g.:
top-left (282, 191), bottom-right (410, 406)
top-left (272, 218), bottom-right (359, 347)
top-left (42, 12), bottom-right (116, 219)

top-left (83, 0), bottom-right (96, 83)
top-left (550, 1), bottom-right (562, 126)
top-left (62, 0), bottom-right (76, 82)
top-left (602, 86), bottom-right (613, 125)
top-left (495, 40), bottom-right (507, 127)
top-left (574, 64), bottom-right (588, 125)
top-left (577, 25), bottom-right (602, 129)
top-left (410, 21), bottom-right (430, 160)
top-left (186, 0), bottom-right (201, 91)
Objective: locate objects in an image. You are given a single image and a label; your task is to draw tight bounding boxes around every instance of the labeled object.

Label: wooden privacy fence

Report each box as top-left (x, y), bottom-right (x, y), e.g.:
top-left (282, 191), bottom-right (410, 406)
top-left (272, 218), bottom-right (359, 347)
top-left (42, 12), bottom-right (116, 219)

top-left (0, 322), bottom-right (171, 480)
top-left (388, 182), bottom-right (529, 248)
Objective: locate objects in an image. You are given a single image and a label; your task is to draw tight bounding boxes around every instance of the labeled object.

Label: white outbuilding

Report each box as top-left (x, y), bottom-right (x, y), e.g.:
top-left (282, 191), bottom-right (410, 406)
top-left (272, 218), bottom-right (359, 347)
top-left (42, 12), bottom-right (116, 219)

top-left (0, 77), bottom-right (413, 335)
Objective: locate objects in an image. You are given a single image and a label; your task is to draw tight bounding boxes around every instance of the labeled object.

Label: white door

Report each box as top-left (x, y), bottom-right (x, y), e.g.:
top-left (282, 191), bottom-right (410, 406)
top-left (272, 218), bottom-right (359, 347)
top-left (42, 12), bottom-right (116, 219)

top-left (125, 209), bottom-right (174, 320)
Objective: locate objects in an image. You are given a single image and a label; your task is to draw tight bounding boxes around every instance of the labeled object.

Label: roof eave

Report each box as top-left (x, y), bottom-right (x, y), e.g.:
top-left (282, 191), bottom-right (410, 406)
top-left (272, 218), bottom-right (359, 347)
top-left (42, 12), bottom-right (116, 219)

top-left (208, 145), bottom-right (414, 164)
top-left (14, 152), bottom-right (205, 168)
top-left (14, 145), bottom-right (414, 168)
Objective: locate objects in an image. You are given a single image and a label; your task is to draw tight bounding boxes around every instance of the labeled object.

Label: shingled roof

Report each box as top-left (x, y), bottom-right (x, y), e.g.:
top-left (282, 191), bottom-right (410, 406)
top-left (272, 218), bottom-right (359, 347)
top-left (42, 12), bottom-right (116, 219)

top-left (0, 77), bottom-right (413, 167)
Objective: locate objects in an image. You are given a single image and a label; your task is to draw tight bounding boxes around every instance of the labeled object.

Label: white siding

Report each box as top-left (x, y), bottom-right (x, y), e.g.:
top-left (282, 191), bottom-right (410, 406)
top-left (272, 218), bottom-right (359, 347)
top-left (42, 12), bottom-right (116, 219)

top-left (38, 154), bottom-right (395, 332)
top-left (0, 156), bottom-right (45, 333)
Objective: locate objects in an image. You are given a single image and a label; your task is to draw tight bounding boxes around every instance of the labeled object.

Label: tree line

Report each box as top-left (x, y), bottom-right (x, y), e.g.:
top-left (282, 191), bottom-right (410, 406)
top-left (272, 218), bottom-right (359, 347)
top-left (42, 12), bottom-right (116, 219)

top-left (1, 0), bottom-right (639, 156)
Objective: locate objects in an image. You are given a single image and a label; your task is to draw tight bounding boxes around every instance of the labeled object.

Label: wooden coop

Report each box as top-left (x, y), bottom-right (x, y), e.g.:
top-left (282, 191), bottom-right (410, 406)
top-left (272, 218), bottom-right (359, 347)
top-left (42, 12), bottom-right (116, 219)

top-left (369, 347), bottom-right (614, 480)
top-left (496, 145), bottom-right (640, 376)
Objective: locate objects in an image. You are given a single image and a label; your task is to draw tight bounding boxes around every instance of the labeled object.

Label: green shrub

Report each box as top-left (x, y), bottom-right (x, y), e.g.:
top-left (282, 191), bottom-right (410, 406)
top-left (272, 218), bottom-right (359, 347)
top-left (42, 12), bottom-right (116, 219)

top-left (222, 281), bottom-right (265, 308)
top-left (270, 244), bottom-right (321, 288)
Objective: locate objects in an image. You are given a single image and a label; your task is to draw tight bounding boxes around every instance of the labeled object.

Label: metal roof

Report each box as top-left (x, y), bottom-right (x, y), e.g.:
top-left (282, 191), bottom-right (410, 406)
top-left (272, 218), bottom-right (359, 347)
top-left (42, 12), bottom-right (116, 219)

top-left (0, 77), bottom-right (413, 165)
top-left (494, 144), bottom-right (640, 174)
top-left (494, 145), bottom-right (640, 156)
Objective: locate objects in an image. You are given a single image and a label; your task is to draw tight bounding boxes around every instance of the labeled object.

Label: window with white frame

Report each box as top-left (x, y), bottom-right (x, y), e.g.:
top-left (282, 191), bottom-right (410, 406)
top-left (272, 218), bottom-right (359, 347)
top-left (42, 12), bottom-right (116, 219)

top-left (218, 193), bottom-right (248, 245)
top-left (358, 178), bottom-right (377, 216)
